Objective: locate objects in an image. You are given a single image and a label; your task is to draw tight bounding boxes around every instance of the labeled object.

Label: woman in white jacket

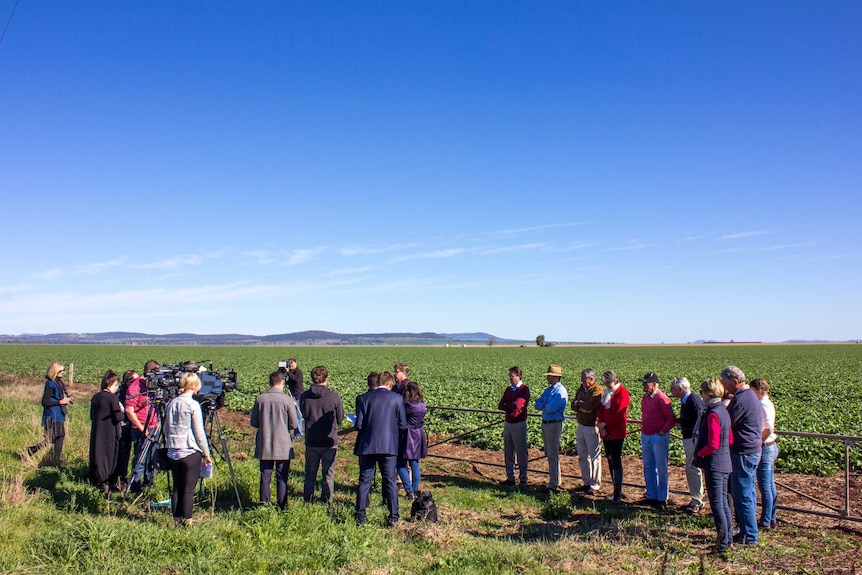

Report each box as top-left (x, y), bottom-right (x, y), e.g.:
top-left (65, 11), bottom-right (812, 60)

top-left (164, 372), bottom-right (212, 525)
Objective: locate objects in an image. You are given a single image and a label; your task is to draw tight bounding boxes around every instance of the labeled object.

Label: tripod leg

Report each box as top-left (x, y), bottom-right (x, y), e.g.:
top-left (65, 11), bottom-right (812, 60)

top-left (210, 409), bottom-right (244, 513)
top-left (124, 434), bottom-right (153, 498)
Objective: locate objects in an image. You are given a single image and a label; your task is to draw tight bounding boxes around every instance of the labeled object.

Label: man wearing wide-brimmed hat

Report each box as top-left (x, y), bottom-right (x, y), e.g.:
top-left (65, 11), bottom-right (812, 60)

top-left (535, 365), bottom-right (568, 492)
top-left (640, 372), bottom-right (676, 510)
top-left (572, 368), bottom-right (604, 495)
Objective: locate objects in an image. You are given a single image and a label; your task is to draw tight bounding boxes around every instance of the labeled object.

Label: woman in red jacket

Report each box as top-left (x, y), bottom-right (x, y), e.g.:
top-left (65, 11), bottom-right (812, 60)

top-left (597, 370), bottom-right (630, 503)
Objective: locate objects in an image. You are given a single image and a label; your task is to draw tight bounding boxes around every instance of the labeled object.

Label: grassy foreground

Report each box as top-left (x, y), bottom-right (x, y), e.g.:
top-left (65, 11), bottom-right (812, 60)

top-left (1, 372), bottom-right (860, 574)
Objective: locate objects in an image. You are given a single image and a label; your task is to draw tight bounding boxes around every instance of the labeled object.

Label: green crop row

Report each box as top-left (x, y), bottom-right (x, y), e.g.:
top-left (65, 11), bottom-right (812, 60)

top-left (2, 343), bottom-right (861, 475)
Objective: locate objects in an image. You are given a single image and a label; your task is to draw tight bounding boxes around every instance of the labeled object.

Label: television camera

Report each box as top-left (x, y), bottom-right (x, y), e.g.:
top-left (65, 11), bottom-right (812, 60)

top-left (144, 361), bottom-right (238, 408)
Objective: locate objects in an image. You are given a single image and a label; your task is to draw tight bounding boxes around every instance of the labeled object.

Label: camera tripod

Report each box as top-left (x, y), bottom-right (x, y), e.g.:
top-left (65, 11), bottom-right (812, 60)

top-left (200, 397), bottom-right (243, 513)
top-left (124, 391), bottom-right (169, 499)
top-left (123, 394), bottom-right (244, 514)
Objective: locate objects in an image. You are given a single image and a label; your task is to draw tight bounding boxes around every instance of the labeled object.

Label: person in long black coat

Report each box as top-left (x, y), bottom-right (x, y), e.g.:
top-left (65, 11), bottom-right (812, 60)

top-left (89, 370), bottom-right (125, 496)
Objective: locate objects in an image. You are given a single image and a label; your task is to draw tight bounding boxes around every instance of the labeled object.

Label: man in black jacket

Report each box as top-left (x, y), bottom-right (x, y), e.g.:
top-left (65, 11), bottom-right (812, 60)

top-left (299, 365), bottom-right (344, 504)
top-left (286, 358), bottom-right (304, 400)
top-left (671, 376), bottom-right (705, 514)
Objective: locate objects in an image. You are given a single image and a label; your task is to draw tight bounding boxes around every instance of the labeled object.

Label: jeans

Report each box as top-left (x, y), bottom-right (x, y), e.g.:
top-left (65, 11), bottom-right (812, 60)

top-left (304, 446), bottom-right (338, 503)
top-left (731, 451), bottom-right (761, 543)
top-left (397, 459), bottom-right (421, 495)
top-left (757, 443), bottom-right (778, 527)
top-left (641, 433), bottom-right (670, 501)
top-left (704, 469), bottom-right (733, 552)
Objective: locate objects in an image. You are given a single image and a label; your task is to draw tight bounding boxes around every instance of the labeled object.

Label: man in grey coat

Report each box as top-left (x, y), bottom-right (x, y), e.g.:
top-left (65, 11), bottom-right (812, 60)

top-left (250, 370), bottom-right (299, 509)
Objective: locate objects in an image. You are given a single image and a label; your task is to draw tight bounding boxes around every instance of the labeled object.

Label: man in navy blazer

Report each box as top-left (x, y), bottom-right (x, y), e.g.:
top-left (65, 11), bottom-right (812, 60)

top-left (354, 370), bottom-right (407, 525)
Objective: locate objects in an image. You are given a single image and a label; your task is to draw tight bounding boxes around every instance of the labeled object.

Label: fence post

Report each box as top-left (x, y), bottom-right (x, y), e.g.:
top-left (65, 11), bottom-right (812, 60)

top-left (847, 440), bottom-right (852, 518)
top-left (69, 363), bottom-right (73, 386)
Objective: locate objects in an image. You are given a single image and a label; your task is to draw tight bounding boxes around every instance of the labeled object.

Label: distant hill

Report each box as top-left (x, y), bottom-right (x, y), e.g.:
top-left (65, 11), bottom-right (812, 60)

top-left (1, 331), bottom-right (529, 346)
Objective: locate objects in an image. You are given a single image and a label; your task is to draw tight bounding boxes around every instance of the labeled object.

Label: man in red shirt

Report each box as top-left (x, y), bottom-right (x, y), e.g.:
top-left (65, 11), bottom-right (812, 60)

top-left (126, 360), bottom-right (161, 492)
top-left (639, 372), bottom-right (676, 510)
top-left (498, 366), bottom-right (530, 486)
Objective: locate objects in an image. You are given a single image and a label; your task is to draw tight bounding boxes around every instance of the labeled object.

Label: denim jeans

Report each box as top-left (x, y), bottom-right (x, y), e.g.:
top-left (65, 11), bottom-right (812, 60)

top-left (731, 451), bottom-right (761, 543)
top-left (704, 469), bottom-right (733, 552)
top-left (397, 459), bottom-right (421, 494)
top-left (757, 443), bottom-right (778, 527)
top-left (641, 433), bottom-right (670, 501)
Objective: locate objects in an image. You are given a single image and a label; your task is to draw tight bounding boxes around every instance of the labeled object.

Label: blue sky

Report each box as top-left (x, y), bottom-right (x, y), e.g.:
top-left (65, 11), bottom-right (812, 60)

top-left (1, 1), bottom-right (859, 343)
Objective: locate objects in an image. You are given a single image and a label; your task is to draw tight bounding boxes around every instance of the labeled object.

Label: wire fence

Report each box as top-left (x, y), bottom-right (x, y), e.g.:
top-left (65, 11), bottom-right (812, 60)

top-left (425, 405), bottom-right (862, 523)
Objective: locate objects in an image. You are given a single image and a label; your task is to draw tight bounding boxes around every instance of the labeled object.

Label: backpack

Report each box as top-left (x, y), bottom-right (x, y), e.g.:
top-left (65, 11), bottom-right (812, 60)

top-left (410, 491), bottom-right (438, 522)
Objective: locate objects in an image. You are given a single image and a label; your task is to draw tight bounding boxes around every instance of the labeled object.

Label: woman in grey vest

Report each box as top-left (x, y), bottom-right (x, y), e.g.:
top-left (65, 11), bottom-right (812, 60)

top-left (693, 378), bottom-right (733, 555)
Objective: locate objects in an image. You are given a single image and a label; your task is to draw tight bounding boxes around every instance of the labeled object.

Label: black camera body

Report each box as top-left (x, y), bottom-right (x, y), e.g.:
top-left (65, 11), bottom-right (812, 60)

top-left (143, 362), bottom-right (238, 408)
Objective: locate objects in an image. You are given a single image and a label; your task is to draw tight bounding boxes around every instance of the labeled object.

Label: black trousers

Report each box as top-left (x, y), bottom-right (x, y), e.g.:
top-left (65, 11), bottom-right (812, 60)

top-left (603, 439), bottom-right (624, 471)
top-left (171, 451), bottom-right (202, 520)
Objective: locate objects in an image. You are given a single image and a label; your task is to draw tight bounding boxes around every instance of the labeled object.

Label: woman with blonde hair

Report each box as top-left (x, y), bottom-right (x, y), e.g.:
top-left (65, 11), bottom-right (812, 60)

top-left (693, 378), bottom-right (733, 554)
top-left (40, 361), bottom-right (72, 462)
top-left (163, 372), bottom-right (212, 525)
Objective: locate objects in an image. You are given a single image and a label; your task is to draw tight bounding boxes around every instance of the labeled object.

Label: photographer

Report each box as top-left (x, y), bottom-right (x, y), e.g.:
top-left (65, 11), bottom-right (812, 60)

top-left (285, 358), bottom-right (304, 400)
top-left (126, 360), bottom-right (160, 492)
top-left (39, 361), bottom-right (72, 463)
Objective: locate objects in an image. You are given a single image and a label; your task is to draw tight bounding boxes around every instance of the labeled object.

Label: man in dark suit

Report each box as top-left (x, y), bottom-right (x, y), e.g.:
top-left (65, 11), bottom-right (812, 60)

top-left (354, 370), bottom-right (407, 525)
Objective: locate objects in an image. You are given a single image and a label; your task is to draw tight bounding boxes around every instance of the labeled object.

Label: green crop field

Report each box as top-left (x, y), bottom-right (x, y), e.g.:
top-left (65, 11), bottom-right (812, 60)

top-left (2, 343), bottom-right (861, 475)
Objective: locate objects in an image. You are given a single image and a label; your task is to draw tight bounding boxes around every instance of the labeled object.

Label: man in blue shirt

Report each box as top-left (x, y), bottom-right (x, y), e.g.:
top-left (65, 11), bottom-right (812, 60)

top-left (535, 364), bottom-right (568, 493)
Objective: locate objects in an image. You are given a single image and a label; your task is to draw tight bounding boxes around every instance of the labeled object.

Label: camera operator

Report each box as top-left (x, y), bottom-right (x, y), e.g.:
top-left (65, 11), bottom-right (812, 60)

top-left (285, 358), bottom-right (304, 400)
top-left (126, 359), bottom-right (160, 492)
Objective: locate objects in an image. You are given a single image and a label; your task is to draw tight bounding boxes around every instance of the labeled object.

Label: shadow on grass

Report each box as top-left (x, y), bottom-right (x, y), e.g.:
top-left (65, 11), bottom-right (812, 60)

top-left (25, 461), bottom-right (108, 515)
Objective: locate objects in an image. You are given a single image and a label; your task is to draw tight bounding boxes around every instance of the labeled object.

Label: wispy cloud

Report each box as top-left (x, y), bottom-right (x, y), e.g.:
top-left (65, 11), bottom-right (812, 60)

top-left (474, 243), bottom-right (548, 255)
top-left (389, 248), bottom-right (467, 263)
top-left (763, 242), bottom-right (816, 251)
top-left (549, 242), bottom-right (590, 252)
top-left (281, 248), bottom-right (326, 266)
top-left (326, 266), bottom-right (375, 277)
top-left (605, 240), bottom-right (650, 252)
top-left (34, 267), bottom-right (64, 279)
top-left (445, 222), bottom-right (589, 242)
top-left (0, 283), bottom-right (278, 316)
top-left (721, 231), bottom-right (770, 241)
top-left (338, 243), bottom-right (418, 256)
top-left (78, 257), bottom-right (127, 274)
top-left (242, 250), bottom-right (278, 265)
top-left (132, 255), bottom-right (207, 269)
